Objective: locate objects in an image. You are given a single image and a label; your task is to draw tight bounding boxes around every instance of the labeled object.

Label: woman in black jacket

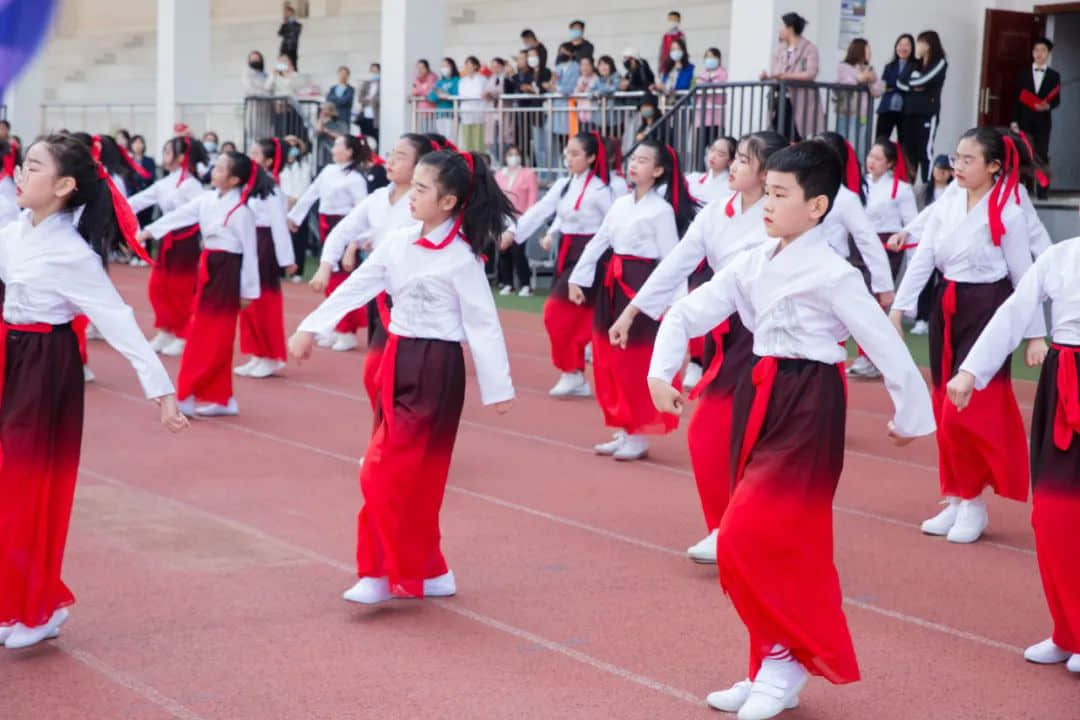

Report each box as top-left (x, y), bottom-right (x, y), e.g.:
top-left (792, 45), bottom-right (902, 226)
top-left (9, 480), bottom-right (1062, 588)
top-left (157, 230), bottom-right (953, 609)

top-left (875, 34), bottom-right (914, 144)
top-left (898, 30), bottom-right (947, 183)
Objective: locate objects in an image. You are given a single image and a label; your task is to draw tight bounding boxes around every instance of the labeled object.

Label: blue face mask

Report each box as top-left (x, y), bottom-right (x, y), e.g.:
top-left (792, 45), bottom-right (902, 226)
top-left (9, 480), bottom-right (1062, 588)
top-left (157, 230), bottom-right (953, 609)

top-left (204, 141), bottom-right (218, 154)
top-left (288, 146), bottom-right (300, 160)
top-left (705, 57), bottom-right (720, 71)
top-left (569, 28), bottom-right (583, 41)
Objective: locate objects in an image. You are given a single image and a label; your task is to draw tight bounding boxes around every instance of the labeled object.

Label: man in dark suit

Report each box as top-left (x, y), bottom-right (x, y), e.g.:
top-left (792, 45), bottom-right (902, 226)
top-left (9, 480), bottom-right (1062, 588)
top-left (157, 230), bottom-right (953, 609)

top-left (278, 4), bottom-right (302, 71)
top-left (1012, 37), bottom-right (1061, 199)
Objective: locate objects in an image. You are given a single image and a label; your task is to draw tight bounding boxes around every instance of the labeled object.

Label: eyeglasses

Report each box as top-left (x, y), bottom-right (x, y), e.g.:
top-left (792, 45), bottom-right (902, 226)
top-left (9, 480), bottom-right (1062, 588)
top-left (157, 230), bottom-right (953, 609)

top-left (948, 154), bottom-right (978, 169)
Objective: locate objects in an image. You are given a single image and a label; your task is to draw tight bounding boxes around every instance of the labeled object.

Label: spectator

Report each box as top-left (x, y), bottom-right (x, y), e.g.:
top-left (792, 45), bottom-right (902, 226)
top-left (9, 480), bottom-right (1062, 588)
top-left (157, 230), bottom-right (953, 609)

top-left (1012, 36), bottom-right (1060, 200)
top-left (658, 10), bottom-right (686, 78)
top-left (220, 141), bottom-right (237, 155)
top-left (695, 47), bottom-right (728, 154)
top-left (630, 92), bottom-right (670, 151)
top-left (358, 62), bottom-right (381, 140)
top-left (835, 38), bottom-right (883, 159)
top-left (762, 12), bottom-right (822, 140)
top-left (574, 56), bottom-right (600, 131)
top-left (495, 144), bottom-right (539, 296)
top-left (202, 131), bottom-right (220, 166)
top-left (458, 56), bottom-right (488, 152)
top-left (280, 134), bottom-right (313, 283)
top-left (412, 59), bottom-right (439, 129)
top-left (876, 34), bottom-right (914, 145)
top-left (551, 44), bottom-right (581, 152)
top-left (429, 57), bottom-right (460, 140)
top-left (265, 53), bottom-right (300, 98)
top-left (512, 49), bottom-right (550, 165)
top-left (484, 57), bottom-right (510, 159)
top-left (278, 3), bottom-right (302, 70)
top-left (567, 20), bottom-right (595, 62)
top-left (898, 30), bottom-right (947, 183)
top-left (326, 66), bottom-right (355, 129)
top-left (655, 38), bottom-right (694, 93)
top-left (242, 51), bottom-right (269, 97)
top-left (520, 29), bottom-right (548, 70)
top-left (114, 129), bottom-right (132, 151)
top-left (594, 55), bottom-right (622, 137)
top-left (620, 49), bottom-right (655, 94)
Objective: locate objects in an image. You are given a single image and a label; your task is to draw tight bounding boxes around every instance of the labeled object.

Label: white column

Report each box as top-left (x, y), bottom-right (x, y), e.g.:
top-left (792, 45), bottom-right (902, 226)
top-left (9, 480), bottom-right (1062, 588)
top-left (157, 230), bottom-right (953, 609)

top-left (156, 0), bottom-right (210, 153)
top-left (4, 50), bottom-right (47, 141)
top-left (727, 0), bottom-right (780, 82)
top-left (380, 0), bottom-right (445, 150)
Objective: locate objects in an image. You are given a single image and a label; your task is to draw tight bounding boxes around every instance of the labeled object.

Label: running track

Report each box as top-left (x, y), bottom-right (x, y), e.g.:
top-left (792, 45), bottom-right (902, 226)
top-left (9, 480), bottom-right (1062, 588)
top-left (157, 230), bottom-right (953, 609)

top-left (4, 265), bottom-right (1074, 719)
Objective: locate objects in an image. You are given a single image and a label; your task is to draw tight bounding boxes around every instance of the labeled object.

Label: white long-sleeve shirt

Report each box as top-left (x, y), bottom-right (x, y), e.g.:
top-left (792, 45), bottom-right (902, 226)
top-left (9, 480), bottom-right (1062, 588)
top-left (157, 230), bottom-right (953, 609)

top-left (568, 190), bottom-right (680, 288)
top-left (686, 170), bottom-right (730, 206)
top-left (865, 173), bottom-right (918, 234)
top-left (146, 189), bottom-right (262, 301)
top-left (822, 185), bottom-right (894, 293)
top-left (321, 185), bottom-right (416, 267)
top-left (650, 225), bottom-right (935, 438)
top-left (126, 170), bottom-right (204, 217)
top-left (893, 187), bottom-right (1046, 337)
top-left (0, 211), bottom-right (175, 399)
top-left (513, 171), bottom-right (617, 243)
top-left (0, 196), bottom-right (18, 228)
top-left (631, 192), bottom-right (767, 320)
top-left (286, 163), bottom-right (369, 224)
top-left (297, 218), bottom-right (514, 405)
top-left (961, 237), bottom-right (1080, 389)
top-left (0, 176), bottom-right (15, 203)
top-left (250, 187), bottom-right (296, 267)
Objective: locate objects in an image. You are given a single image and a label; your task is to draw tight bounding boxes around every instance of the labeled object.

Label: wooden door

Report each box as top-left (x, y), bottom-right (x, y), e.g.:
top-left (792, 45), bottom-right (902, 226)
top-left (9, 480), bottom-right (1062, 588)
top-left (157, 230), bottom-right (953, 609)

top-left (978, 10), bottom-right (1046, 126)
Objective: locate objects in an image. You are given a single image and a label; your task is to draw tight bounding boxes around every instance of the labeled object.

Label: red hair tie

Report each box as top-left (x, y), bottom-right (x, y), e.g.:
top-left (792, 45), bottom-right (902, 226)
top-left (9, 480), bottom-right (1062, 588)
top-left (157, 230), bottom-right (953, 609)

top-left (91, 135), bottom-right (103, 163)
top-left (666, 145), bottom-right (681, 213)
top-left (591, 131), bottom-right (609, 186)
top-left (119, 143), bottom-right (152, 180)
top-left (93, 162), bottom-right (153, 265)
top-left (987, 137), bottom-right (1020, 247)
top-left (891, 141), bottom-right (908, 199)
top-left (225, 157), bottom-right (259, 226)
top-left (271, 137), bottom-right (283, 184)
top-left (177, 136), bottom-right (192, 187)
top-left (843, 139), bottom-right (861, 194)
top-left (1015, 130), bottom-right (1049, 189)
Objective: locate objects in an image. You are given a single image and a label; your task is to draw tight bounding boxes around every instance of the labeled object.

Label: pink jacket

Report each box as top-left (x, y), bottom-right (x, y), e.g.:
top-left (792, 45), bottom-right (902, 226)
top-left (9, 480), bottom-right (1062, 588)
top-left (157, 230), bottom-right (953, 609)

top-left (835, 62), bottom-right (884, 117)
top-left (771, 37), bottom-right (824, 136)
top-left (412, 72), bottom-right (438, 111)
top-left (695, 66), bottom-right (729, 126)
top-left (496, 167), bottom-right (539, 214)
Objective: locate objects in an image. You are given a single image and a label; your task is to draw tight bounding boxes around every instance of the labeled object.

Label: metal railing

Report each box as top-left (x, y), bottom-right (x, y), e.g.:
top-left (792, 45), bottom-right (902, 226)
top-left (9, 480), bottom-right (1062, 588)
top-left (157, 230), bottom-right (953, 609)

top-left (241, 96), bottom-right (321, 174)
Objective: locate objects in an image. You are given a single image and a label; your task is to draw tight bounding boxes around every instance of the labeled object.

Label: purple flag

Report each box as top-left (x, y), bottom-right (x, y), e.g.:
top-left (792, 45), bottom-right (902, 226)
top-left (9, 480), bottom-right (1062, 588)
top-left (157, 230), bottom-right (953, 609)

top-left (0, 0), bottom-right (57, 90)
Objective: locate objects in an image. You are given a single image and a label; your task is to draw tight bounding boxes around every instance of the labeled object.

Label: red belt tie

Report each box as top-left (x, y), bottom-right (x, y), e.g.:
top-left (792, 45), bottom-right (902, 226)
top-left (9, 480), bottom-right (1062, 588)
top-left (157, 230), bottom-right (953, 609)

top-left (940, 280), bottom-right (958, 383)
top-left (159, 224), bottom-right (200, 268)
top-left (734, 357), bottom-right (779, 484)
top-left (556, 233), bottom-right (592, 276)
top-left (1052, 344), bottom-right (1080, 451)
top-left (604, 254), bottom-right (652, 304)
top-left (688, 321), bottom-right (730, 401)
top-left (375, 292), bottom-right (392, 328)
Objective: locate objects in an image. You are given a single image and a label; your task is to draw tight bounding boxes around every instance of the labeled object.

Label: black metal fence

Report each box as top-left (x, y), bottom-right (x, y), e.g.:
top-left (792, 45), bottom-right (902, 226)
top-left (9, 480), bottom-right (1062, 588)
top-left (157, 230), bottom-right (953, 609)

top-left (242, 96), bottom-right (322, 177)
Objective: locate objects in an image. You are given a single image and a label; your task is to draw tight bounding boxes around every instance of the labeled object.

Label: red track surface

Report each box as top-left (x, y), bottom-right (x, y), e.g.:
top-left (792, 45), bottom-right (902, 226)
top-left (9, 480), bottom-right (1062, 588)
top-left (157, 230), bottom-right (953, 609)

top-left (4, 265), bottom-right (1075, 719)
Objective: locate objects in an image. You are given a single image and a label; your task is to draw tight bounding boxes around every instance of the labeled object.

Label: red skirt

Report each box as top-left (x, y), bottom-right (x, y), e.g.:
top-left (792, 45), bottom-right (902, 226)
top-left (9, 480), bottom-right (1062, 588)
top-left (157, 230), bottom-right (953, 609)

top-left (718, 357), bottom-right (858, 685)
top-left (687, 315), bottom-right (754, 531)
top-left (929, 278), bottom-right (1029, 502)
top-left (1028, 344), bottom-right (1080, 653)
top-left (542, 234), bottom-right (607, 373)
top-left (591, 254), bottom-right (679, 435)
top-left (319, 213), bottom-right (367, 334)
top-left (177, 250), bottom-right (242, 406)
top-left (0, 322), bottom-right (84, 628)
top-left (356, 336), bottom-right (466, 597)
top-left (362, 293), bottom-right (393, 410)
top-left (147, 224), bottom-right (201, 337)
top-left (238, 227), bottom-right (287, 361)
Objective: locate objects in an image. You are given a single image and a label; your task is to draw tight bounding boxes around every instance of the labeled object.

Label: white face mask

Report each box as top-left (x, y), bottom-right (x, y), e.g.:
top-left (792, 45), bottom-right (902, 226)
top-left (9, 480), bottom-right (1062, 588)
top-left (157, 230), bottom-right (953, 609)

top-left (506, 155), bottom-right (522, 168)
top-left (276, 62), bottom-right (288, 72)
top-left (527, 55), bottom-right (540, 69)
top-left (440, 66), bottom-right (452, 77)
top-left (669, 50), bottom-right (684, 62)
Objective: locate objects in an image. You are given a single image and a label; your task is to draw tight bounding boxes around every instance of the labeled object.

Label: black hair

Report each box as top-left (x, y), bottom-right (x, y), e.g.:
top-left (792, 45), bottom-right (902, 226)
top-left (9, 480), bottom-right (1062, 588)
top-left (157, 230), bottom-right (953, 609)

top-left (114, 129), bottom-right (132, 147)
top-left (715, 135), bottom-right (737, 161)
top-left (813, 131), bottom-right (865, 205)
top-left (417, 150), bottom-right (518, 254)
top-left (464, 56), bottom-right (481, 71)
top-left (781, 12), bottom-right (807, 35)
top-left (668, 10), bottom-right (681, 20)
top-left (248, 50), bottom-right (265, 72)
top-left (424, 132), bottom-right (457, 152)
top-left (371, 63), bottom-right (381, 71)
top-left (164, 135), bottom-right (209, 176)
top-left (491, 57), bottom-right (506, 67)
top-left (338, 65), bottom-right (350, 74)
top-left (766, 141), bottom-right (843, 221)
top-left (638, 139), bottom-right (697, 235)
top-left (130, 134), bottom-right (147, 151)
top-left (740, 131), bottom-right (788, 174)
top-left (559, 132), bottom-right (610, 199)
top-left (0, 137), bottom-right (21, 171)
top-left (521, 29), bottom-right (536, 40)
top-left (1034, 37), bottom-right (1053, 52)
top-left (706, 47), bottom-right (722, 61)
top-left (916, 30), bottom-right (946, 70)
top-left (71, 132), bottom-right (138, 196)
top-left (892, 33), bottom-right (916, 63)
top-left (442, 57), bottom-right (460, 78)
top-left (221, 151), bottom-right (275, 201)
top-left (221, 141), bottom-right (237, 154)
top-left (339, 134), bottom-right (371, 172)
top-left (256, 137), bottom-right (284, 175)
top-left (417, 58), bottom-right (431, 73)
top-left (204, 131), bottom-right (220, 144)
top-left (569, 20), bottom-right (585, 29)
top-left (923, 157), bottom-right (952, 206)
top-left (872, 137), bottom-right (899, 170)
top-left (959, 126), bottom-right (1044, 182)
top-left (401, 133), bottom-right (437, 163)
top-left (0, 120), bottom-right (10, 130)
top-left (597, 55), bottom-right (617, 75)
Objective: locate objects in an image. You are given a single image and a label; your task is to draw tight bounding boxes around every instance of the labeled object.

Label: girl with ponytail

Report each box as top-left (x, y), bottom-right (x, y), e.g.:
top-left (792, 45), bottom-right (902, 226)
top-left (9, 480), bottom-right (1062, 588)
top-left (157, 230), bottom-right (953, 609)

top-left (138, 152), bottom-right (273, 417)
top-left (502, 131), bottom-right (625, 398)
top-left (289, 149), bottom-right (515, 606)
top-left (565, 138), bottom-right (689, 461)
top-left (0, 135), bottom-right (186, 650)
top-left (234, 138), bottom-right (297, 379)
top-left (891, 126), bottom-right (1047, 544)
top-left (127, 136), bottom-right (209, 356)
top-left (312, 133), bottom-right (436, 405)
top-left (865, 138), bottom-right (917, 282)
top-left (610, 130), bottom-right (787, 554)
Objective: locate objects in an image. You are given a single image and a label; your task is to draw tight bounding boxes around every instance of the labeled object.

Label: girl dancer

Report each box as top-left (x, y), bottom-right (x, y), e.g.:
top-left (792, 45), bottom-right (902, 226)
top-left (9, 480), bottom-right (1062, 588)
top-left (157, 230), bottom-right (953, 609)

top-left (127, 136), bottom-right (208, 357)
top-left (650, 142), bottom-right (934, 719)
top-left (609, 131), bottom-right (787, 561)
top-left (138, 153), bottom-right (271, 417)
top-left (865, 139), bottom-right (917, 282)
top-left (312, 133), bottom-right (436, 407)
top-left (567, 139), bottom-right (694, 461)
top-left (687, 135), bottom-right (736, 206)
top-left (289, 150), bottom-right (515, 604)
top-left (947, 234), bottom-right (1080, 673)
top-left (0, 135), bottom-right (186, 650)
top-left (891, 127), bottom-right (1046, 544)
top-left (235, 138), bottom-right (296, 379)
top-left (502, 132), bottom-right (620, 398)
top-left (287, 135), bottom-right (370, 352)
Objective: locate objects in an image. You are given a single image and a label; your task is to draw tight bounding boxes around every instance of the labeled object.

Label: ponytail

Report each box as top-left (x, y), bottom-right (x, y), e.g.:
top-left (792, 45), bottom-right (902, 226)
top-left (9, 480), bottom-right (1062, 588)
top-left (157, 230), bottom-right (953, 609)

top-left (165, 136), bottom-right (209, 184)
top-left (417, 150), bottom-right (518, 254)
top-left (960, 126), bottom-right (1033, 246)
top-left (222, 151), bottom-right (275, 225)
top-left (401, 133), bottom-right (436, 163)
top-left (257, 137), bottom-right (284, 183)
top-left (640, 139), bottom-right (697, 235)
top-left (814, 131), bottom-right (866, 205)
top-left (340, 134), bottom-right (371, 172)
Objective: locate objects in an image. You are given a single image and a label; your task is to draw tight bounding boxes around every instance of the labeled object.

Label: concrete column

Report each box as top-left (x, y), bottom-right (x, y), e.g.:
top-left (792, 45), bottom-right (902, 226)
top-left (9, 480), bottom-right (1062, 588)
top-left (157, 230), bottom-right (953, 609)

top-left (4, 51), bottom-right (47, 141)
top-left (380, 0), bottom-right (445, 151)
top-left (156, 0), bottom-right (210, 152)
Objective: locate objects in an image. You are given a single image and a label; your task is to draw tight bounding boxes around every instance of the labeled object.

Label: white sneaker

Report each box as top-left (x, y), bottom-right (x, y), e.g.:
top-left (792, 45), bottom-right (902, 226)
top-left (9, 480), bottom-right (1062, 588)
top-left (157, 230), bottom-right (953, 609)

top-left (194, 398), bottom-right (239, 417)
top-left (911, 320), bottom-right (930, 335)
top-left (4, 608), bottom-right (69, 649)
top-left (613, 434), bottom-right (649, 461)
top-left (160, 337), bottom-right (186, 357)
top-left (129, 257), bottom-right (141, 267)
top-left (921, 497), bottom-right (960, 536)
top-left (687, 529), bottom-right (719, 564)
top-left (289, 274), bottom-right (303, 284)
top-left (549, 372), bottom-right (591, 398)
top-left (846, 355), bottom-right (882, 379)
top-left (234, 357), bottom-right (259, 376)
top-left (498, 285), bottom-right (513, 296)
top-left (594, 432), bottom-right (627, 455)
top-left (1024, 638), bottom-right (1071, 664)
top-left (343, 576), bottom-right (392, 604)
top-left (737, 654), bottom-right (806, 720)
top-left (584, 343), bottom-right (593, 364)
top-left (85, 324), bottom-right (104, 341)
top-left (149, 331), bottom-right (173, 353)
top-left (1068, 655), bottom-right (1080, 673)
top-left (706, 679), bottom-right (753, 712)
top-left (247, 358), bottom-right (285, 379)
top-left (82, 366), bottom-right (96, 383)
top-left (423, 570), bottom-right (457, 597)
top-left (947, 498), bottom-right (988, 544)
top-left (177, 396), bottom-right (196, 416)
top-left (683, 361), bottom-right (704, 391)
top-left (517, 285), bottom-right (532, 297)
top-left (331, 332), bottom-right (358, 352)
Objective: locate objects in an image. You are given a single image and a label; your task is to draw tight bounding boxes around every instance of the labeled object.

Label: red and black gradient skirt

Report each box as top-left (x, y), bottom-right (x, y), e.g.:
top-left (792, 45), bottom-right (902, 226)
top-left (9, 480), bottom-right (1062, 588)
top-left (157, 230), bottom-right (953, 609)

top-left (1028, 343), bottom-right (1080, 653)
top-left (929, 277), bottom-right (1029, 502)
top-left (355, 336), bottom-right (466, 597)
top-left (591, 254), bottom-right (680, 435)
top-left (319, 213), bottom-right (367, 335)
top-left (687, 315), bottom-right (754, 531)
top-left (177, 250), bottom-right (242, 406)
top-left (543, 233), bottom-right (608, 373)
top-left (687, 261), bottom-right (714, 364)
top-left (238, 227), bottom-right (287, 361)
top-left (717, 356), bottom-right (859, 685)
top-left (0, 322), bottom-right (84, 629)
top-left (148, 224), bottom-right (201, 337)
top-left (361, 293), bottom-right (393, 410)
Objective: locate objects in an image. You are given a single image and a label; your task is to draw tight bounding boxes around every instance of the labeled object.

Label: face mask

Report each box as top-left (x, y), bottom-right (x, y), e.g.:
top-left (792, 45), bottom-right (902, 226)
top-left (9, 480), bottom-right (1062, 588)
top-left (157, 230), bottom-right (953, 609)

top-left (527, 56), bottom-right (540, 68)
top-left (569, 28), bottom-right (582, 40)
top-left (204, 142), bottom-right (218, 154)
top-left (641, 107), bottom-right (655, 119)
top-left (624, 60), bottom-right (634, 70)
top-left (440, 66), bottom-right (452, 77)
top-left (369, 73), bottom-right (379, 81)
top-left (288, 146), bottom-right (300, 160)
top-left (669, 50), bottom-right (684, 62)
top-left (276, 62), bottom-right (287, 72)
top-left (705, 57), bottom-right (720, 71)
top-left (506, 155), bottom-right (521, 168)
top-left (249, 59), bottom-right (264, 72)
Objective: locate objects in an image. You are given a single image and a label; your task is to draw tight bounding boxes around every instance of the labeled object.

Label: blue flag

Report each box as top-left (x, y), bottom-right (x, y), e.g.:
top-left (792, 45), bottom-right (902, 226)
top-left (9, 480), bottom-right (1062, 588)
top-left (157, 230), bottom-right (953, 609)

top-left (0, 0), bottom-right (57, 91)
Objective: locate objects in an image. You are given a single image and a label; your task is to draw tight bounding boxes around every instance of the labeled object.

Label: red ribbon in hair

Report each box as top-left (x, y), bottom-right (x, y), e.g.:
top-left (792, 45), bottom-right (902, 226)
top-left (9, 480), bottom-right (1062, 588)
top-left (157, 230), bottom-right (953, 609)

top-left (1, 139), bottom-right (17, 180)
top-left (95, 162), bottom-right (154, 264)
top-left (665, 145), bottom-right (681, 214)
top-left (416, 151), bottom-right (474, 250)
top-left (356, 135), bottom-right (385, 166)
top-left (987, 137), bottom-right (1021, 247)
top-left (225, 156), bottom-right (259, 226)
top-left (1015, 130), bottom-right (1049, 189)
top-left (843, 139), bottom-right (861, 194)
top-left (271, 137), bottom-right (283, 184)
top-left (891, 141), bottom-right (908, 199)
top-left (177, 136), bottom-right (193, 187)
top-left (591, 131), bottom-right (609, 186)
top-left (118, 142), bottom-right (152, 180)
